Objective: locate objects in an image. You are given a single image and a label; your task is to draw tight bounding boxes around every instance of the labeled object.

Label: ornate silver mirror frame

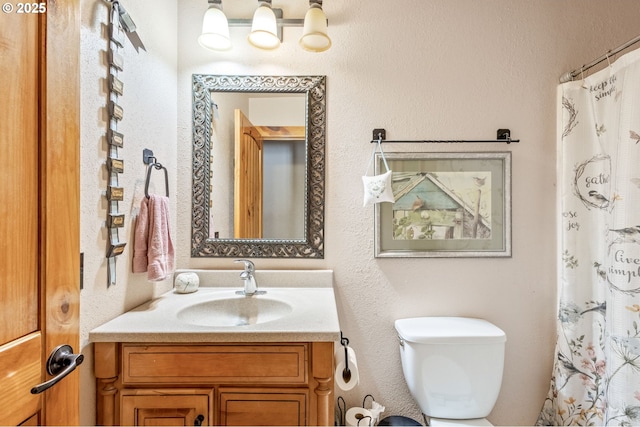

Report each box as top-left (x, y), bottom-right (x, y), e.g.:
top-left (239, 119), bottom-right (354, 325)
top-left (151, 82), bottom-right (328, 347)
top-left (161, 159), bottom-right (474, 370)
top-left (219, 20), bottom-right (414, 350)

top-left (191, 75), bottom-right (326, 258)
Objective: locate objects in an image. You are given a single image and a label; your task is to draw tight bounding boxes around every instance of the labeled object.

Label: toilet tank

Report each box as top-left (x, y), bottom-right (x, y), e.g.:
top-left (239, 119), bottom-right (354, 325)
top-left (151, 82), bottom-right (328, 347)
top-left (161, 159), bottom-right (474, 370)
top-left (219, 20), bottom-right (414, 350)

top-left (394, 317), bottom-right (506, 419)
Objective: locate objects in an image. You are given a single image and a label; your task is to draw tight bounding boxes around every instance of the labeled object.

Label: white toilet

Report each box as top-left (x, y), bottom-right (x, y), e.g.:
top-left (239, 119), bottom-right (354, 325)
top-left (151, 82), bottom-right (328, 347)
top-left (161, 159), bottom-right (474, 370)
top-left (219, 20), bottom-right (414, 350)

top-left (394, 317), bottom-right (506, 427)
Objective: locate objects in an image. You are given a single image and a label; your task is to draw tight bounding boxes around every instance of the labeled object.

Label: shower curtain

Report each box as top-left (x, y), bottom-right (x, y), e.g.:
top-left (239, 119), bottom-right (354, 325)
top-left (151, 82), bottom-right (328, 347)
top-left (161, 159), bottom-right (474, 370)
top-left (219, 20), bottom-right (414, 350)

top-left (537, 47), bottom-right (640, 426)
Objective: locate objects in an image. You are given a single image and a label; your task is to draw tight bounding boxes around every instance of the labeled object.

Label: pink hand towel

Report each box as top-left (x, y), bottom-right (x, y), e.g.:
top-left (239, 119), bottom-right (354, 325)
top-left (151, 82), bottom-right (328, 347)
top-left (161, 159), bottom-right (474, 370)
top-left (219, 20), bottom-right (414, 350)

top-left (132, 195), bottom-right (175, 281)
top-left (132, 198), bottom-right (150, 273)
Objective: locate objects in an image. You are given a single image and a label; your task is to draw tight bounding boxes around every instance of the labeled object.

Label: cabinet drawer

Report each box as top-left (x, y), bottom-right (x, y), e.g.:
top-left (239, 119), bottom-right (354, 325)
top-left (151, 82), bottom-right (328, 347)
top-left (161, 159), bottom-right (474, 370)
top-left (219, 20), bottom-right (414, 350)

top-left (122, 344), bottom-right (308, 385)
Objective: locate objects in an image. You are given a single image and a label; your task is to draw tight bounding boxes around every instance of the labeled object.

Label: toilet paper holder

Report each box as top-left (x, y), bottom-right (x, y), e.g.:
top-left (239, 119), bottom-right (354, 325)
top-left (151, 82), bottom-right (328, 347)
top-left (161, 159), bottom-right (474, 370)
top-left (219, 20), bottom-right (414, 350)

top-left (336, 395), bottom-right (379, 426)
top-left (340, 331), bottom-right (351, 381)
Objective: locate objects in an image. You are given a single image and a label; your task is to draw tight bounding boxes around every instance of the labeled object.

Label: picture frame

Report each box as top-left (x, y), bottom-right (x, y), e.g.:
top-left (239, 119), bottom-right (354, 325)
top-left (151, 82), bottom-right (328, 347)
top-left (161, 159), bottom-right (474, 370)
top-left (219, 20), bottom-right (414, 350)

top-left (374, 152), bottom-right (512, 258)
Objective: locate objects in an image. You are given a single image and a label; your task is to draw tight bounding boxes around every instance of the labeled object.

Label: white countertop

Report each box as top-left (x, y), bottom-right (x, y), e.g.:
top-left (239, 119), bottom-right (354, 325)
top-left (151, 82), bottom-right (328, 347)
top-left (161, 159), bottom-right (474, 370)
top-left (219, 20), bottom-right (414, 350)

top-left (89, 270), bottom-right (341, 343)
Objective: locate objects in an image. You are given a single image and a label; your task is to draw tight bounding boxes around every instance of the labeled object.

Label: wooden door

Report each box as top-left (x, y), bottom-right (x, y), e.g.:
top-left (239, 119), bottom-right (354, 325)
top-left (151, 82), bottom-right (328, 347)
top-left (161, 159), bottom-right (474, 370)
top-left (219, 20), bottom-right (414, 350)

top-left (0, 1), bottom-right (80, 425)
top-left (234, 110), bottom-right (263, 239)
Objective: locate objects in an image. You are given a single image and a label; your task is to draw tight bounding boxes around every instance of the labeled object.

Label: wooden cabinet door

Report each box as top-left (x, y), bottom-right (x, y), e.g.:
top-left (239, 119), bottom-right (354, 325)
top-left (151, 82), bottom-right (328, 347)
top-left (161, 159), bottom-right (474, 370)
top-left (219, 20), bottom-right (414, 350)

top-left (218, 388), bottom-right (307, 426)
top-left (120, 389), bottom-right (212, 426)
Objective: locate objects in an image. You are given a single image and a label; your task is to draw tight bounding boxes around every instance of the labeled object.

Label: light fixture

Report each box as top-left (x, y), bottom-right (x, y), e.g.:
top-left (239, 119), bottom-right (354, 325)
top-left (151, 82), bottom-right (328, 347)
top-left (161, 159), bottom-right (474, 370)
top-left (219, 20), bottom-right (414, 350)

top-left (248, 1), bottom-right (281, 50)
top-left (198, 0), bottom-right (331, 52)
top-left (198, 0), bottom-right (232, 51)
top-left (299, 1), bottom-right (331, 52)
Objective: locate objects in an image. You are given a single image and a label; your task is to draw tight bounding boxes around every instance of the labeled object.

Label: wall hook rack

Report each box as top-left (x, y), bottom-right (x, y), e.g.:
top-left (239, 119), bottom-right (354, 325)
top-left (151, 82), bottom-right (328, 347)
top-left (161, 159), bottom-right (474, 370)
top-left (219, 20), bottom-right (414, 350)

top-left (370, 128), bottom-right (520, 144)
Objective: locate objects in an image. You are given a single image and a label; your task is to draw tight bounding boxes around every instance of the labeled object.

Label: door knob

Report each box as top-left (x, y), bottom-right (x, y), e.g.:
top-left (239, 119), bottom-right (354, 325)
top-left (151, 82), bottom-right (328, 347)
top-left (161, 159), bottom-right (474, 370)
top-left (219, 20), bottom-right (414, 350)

top-left (30, 344), bottom-right (84, 394)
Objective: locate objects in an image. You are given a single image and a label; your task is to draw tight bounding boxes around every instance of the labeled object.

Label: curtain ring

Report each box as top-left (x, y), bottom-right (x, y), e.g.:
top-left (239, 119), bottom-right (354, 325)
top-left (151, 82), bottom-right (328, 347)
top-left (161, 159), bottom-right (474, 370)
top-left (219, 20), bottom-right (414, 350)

top-left (580, 66), bottom-right (588, 89)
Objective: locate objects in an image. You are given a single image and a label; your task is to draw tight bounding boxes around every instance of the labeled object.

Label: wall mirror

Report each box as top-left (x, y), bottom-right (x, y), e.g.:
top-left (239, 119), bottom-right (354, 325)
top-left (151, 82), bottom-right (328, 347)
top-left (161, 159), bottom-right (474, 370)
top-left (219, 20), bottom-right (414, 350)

top-left (191, 75), bottom-right (326, 258)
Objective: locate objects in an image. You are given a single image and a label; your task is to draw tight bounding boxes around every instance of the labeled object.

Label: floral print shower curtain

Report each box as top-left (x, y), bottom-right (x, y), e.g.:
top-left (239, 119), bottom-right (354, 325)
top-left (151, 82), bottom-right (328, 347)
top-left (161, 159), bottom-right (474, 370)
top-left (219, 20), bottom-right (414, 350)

top-left (537, 48), bottom-right (640, 426)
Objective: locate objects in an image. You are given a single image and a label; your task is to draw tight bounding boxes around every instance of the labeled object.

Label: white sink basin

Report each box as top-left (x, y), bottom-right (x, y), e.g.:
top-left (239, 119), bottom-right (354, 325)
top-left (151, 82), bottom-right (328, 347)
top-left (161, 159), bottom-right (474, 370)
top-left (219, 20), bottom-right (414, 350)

top-left (89, 270), bottom-right (340, 343)
top-left (177, 296), bottom-right (293, 327)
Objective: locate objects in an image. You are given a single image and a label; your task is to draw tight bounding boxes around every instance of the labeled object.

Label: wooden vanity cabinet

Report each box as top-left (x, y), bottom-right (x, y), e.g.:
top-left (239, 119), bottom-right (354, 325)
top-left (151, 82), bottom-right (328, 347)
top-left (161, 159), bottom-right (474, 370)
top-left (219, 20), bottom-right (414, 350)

top-left (94, 342), bottom-right (334, 426)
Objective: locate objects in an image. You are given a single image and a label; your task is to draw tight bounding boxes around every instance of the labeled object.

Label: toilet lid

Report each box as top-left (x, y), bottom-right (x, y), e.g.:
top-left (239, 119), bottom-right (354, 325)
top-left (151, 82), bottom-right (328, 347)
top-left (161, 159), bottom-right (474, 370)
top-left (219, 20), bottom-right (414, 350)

top-left (395, 317), bottom-right (506, 344)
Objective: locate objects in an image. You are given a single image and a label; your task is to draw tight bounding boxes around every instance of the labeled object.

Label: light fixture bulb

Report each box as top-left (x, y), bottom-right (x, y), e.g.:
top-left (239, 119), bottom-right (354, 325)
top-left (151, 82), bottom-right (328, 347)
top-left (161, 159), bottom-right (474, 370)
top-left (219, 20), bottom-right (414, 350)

top-left (299, 3), bottom-right (331, 52)
top-left (248, 2), bottom-right (280, 50)
top-left (198, 3), bottom-right (231, 51)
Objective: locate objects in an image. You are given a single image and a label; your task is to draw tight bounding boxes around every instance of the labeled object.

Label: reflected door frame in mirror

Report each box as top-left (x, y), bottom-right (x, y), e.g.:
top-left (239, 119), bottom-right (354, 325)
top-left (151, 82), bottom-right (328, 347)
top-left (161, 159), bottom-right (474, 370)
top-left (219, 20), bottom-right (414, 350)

top-left (191, 75), bottom-right (326, 258)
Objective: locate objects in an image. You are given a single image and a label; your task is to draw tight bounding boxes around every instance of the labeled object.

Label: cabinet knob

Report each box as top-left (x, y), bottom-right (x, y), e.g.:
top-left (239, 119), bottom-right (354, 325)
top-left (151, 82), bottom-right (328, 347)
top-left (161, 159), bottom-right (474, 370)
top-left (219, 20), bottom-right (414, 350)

top-left (194, 414), bottom-right (205, 426)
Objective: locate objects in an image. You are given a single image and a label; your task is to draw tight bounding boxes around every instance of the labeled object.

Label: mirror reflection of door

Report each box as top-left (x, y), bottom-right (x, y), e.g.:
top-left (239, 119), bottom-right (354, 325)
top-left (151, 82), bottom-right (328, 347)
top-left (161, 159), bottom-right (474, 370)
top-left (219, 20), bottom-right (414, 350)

top-left (233, 109), bottom-right (306, 239)
top-left (234, 110), bottom-right (264, 238)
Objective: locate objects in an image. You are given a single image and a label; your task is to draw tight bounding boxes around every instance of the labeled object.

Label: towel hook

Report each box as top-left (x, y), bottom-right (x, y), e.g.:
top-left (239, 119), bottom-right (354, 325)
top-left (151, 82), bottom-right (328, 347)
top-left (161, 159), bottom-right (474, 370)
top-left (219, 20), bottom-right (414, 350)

top-left (144, 160), bottom-right (169, 198)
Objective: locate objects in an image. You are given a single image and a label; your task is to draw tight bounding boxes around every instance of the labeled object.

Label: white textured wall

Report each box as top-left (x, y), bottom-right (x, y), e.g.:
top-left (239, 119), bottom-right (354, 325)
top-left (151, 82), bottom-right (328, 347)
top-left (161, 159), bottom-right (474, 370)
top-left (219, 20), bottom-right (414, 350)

top-left (175, 1), bottom-right (639, 426)
top-left (79, 0), bottom-right (177, 424)
top-left (77, 1), bottom-right (640, 425)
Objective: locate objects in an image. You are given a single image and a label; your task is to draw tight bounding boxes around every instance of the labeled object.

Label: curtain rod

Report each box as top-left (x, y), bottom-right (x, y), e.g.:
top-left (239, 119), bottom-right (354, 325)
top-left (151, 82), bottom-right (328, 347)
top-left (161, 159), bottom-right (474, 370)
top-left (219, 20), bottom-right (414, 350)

top-left (559, 34), bottom-right (640, 83)
top-left (370, 128), bottom-right (520, 144)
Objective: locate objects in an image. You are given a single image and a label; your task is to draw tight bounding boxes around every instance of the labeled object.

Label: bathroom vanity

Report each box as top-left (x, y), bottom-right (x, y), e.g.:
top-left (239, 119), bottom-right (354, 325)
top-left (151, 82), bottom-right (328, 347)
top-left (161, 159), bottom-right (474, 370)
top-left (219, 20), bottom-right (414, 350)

top-left (94, 341), bottom-right (333, 426)
top-left (90, 270), bottom-right (340, 426)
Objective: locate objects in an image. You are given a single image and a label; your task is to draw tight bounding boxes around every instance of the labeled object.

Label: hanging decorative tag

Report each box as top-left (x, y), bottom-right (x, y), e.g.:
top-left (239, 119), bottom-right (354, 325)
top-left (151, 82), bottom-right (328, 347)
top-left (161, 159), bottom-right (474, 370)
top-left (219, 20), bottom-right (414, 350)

top-left (106, 242), bottom-right (126, 258)
top-left (108, 213), bottom-right (125, 228)
top-left (108, 129), bottom-right (124, 147)
top-left (362, 138), bottom-right (395, 206)
top-left (109, 75), bottom-right (124, 96)
top-left (110, 102), bottom-right (124, 121)
top-left (363, 170), bottom-right (394, 206)
top-left (108, 157), bottom-right (124, 173)
top-left (107, 186), bottom-right (124, 201)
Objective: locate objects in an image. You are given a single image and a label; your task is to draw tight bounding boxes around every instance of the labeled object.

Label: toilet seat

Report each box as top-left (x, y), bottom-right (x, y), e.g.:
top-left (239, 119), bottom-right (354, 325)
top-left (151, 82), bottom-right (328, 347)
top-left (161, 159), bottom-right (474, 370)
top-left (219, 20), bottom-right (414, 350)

top-left (428, 417), bottom-right (493, 426)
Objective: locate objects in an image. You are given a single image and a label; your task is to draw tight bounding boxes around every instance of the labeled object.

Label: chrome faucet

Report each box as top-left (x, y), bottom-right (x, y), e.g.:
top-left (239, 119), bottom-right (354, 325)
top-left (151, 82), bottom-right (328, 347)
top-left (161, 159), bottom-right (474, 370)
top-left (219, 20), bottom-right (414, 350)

top-left (234, 259), bottom-right (263, 296)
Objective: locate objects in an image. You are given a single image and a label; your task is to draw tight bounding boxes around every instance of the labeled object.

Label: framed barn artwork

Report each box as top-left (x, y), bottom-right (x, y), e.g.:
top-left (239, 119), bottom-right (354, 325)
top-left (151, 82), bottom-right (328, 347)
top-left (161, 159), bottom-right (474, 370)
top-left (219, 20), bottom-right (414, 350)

top-left (374, 152), bottom-right (511, 258)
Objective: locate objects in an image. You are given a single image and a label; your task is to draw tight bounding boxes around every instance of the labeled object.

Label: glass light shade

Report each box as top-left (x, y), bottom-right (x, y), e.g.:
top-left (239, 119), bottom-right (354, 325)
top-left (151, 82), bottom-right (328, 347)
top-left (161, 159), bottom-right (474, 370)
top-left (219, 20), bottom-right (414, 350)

top-left (248, 4), bottom-right (280, 50)
top-left (198, 5), bottom-right (231, 51)
top-left (299, 5), bottom-right (331, 52)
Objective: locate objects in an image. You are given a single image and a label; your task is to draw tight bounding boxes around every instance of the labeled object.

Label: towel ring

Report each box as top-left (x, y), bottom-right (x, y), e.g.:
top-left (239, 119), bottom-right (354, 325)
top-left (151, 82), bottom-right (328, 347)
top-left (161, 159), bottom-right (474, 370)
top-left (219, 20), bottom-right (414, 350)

top-left (144, 160), bottom-right (169, 198)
